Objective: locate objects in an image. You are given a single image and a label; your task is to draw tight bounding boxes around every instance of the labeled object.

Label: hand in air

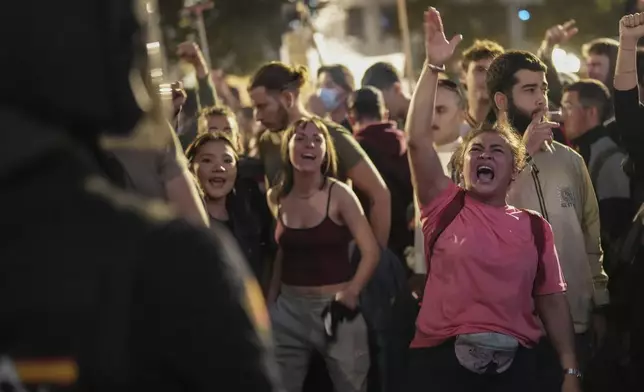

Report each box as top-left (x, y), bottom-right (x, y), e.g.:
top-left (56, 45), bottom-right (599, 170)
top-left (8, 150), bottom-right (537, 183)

top-left (523, 110), bottom-right (557, 156)
top-left (424, 7), bottom-right (462, 66)
top-left (177, 41), bottom-right (207, 68)
top-left (620, 13), bottom-right (644, 40)
top-left (544, 20), bottom-right (578, 47)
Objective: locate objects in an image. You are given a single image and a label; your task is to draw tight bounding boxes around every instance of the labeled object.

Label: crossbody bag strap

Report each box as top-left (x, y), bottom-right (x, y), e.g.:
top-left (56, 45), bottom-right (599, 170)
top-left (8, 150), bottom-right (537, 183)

top-left (525, 210), bottom-right (546, 289)
top-left (424, 189), bottom-right (467, 277)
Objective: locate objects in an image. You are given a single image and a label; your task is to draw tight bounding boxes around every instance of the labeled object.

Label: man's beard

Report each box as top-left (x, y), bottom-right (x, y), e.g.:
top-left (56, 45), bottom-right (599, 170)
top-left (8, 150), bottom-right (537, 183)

top-left (507, 98), bottom-right (534, 135)
top-left (275, 103), bottom-right (291, 131)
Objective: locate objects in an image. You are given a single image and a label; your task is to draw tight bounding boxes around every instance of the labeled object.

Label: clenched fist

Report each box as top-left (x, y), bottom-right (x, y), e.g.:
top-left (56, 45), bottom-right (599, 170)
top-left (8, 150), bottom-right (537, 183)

top-left (177, 41), bottom-right (208, 76)
top-left (620, 12), bottom-right (644, 41)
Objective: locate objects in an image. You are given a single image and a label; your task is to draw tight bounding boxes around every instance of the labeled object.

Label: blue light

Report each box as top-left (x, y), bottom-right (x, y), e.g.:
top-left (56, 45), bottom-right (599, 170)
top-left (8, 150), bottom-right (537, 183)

top-left (518, 9), bottom-right (531, 21)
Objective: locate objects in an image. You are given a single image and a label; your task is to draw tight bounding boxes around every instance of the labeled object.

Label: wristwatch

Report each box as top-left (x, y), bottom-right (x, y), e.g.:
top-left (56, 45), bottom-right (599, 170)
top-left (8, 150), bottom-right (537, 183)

top-left (563, 368), bottom-right (582, 379)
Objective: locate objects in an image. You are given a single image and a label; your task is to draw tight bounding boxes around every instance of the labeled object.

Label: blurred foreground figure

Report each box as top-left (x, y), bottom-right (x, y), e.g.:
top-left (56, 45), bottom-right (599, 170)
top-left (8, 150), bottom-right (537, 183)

top-left (0, 0), bottom-right (280, 391)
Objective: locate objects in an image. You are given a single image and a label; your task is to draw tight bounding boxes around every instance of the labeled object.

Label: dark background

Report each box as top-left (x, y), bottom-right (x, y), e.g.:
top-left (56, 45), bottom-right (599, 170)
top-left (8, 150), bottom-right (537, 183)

top-left (158, 0), bottom-right (630, 75)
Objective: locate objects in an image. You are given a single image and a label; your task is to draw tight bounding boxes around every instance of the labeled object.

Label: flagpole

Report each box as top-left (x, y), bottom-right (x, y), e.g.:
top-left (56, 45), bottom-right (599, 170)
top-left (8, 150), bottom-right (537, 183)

top-left (184, 0), bottom-right (214, 69)
top-left (396, 0), bottom-right (415, 88)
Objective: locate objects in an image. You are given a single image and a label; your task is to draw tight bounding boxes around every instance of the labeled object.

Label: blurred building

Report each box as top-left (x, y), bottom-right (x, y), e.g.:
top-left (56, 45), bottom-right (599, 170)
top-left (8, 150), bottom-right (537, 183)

top-left (333, 0), bottom-right (401, 56)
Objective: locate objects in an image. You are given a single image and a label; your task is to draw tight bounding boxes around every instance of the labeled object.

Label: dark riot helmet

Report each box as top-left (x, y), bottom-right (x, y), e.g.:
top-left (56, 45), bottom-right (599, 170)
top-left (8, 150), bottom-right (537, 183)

top-left (0, 0), bottom-right (172, 141)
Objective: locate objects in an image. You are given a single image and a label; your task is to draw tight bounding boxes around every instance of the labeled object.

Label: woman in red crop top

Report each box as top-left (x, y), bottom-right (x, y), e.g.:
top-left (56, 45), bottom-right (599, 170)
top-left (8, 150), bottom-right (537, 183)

top-left (266, 117), bottom-right (379, 392)
top-left (403, 8), bottom-right (580, 392)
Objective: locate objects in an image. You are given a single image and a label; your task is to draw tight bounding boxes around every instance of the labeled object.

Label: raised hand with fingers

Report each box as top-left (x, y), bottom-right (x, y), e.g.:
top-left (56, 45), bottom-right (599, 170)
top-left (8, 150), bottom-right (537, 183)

top-left (544, 20), bottom-right (578, 47)
top-left (424, 7), bottom-right (463, 67)
top-left (620, 12), bottom-right (644, 40)
top-left (523, 110), bottom-right (558, 156)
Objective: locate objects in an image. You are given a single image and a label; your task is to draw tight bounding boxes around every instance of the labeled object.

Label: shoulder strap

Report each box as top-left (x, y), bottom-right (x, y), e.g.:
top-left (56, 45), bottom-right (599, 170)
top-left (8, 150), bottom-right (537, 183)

top-left (527, 212), bottom-right (545, 263)
top-left (326, 180), bottom-right (336, 215)
top-left (590, 146), bottom-right (622, 187)
top-left (425, 189), bottom-right (467, 275)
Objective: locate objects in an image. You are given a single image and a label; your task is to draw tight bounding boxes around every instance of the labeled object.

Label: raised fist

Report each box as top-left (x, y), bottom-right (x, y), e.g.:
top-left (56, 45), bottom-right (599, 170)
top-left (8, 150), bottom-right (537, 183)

top-left (424, 7), bottom-right (462, 66)
top-left (177, 41), bottom-right (207, 69)
top-left (620, 13), bottom-right (644, 41)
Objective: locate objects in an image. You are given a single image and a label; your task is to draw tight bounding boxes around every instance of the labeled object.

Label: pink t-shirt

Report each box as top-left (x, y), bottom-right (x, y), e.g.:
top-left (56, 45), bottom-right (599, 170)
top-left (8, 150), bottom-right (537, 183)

top-left (411, 182), bottom-right (567, 348)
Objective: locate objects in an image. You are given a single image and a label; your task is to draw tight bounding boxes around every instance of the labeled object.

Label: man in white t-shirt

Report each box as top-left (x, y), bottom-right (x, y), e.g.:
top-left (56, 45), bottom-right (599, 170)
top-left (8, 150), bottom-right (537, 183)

top-left (409, 79), bottom-right (465, 273)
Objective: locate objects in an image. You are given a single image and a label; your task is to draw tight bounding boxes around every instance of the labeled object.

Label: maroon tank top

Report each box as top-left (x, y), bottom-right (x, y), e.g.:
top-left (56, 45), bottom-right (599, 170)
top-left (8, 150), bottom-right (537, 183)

top-left (275, 182), bottom-right (354, 286)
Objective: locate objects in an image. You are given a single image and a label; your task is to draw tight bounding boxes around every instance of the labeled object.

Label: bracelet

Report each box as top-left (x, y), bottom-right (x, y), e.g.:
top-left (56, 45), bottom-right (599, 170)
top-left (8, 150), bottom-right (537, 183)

top-left (563, 368), bottom-right (582, 379)
top-left (425, 62), bottom-right (446, 73)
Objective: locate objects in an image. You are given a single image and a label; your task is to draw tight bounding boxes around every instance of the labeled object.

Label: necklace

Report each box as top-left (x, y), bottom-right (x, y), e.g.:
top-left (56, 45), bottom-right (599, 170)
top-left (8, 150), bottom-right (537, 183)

top-left (292, 178), bottom-right (326, 199)
top-left (293, 189), bottom-right (319, 199)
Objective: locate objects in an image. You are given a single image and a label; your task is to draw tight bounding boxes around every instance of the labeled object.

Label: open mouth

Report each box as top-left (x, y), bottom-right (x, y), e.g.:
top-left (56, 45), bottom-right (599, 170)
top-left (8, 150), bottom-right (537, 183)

top-left (208, 177), bottom-right (227, 187)
top-left (476, 165), bottom-right (495, 182)
top-left (301, 153), bottom-right (316, 160)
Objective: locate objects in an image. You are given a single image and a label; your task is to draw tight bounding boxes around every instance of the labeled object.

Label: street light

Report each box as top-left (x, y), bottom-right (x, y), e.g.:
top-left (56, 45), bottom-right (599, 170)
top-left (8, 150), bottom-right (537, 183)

top-left (498, 0), bottom-right (544, 49)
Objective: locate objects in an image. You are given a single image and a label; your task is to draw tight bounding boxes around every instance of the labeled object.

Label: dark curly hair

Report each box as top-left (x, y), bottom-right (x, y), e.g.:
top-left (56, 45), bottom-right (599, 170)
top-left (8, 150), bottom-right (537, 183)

top-left (485, 51), bottom-right (547, 122)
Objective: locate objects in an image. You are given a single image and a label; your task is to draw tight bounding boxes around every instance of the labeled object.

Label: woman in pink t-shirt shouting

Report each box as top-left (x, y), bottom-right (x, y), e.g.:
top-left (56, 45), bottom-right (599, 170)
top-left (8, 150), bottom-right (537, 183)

top-left (404, 7), bottom-right (581, 392)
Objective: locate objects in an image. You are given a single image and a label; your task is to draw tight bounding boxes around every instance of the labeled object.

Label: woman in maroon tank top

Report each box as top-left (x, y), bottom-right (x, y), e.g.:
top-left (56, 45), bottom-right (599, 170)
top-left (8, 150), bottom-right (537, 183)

top-left (266, 117), bottom-right (379, 392)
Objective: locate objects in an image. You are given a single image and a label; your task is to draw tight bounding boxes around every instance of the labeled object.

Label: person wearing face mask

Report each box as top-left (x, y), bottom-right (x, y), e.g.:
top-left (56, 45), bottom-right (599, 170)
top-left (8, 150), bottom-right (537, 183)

top-left (307, 64), bottom-right (355, 132)
top-left (249, 62), bottom-right (391, 248)
top-left (486, 51), bottom-right (607, 391)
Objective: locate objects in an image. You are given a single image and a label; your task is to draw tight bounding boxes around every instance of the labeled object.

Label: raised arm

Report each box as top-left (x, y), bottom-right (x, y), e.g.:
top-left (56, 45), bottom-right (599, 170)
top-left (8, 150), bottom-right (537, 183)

top-left (614, 14), bottom-right (644, 162)
top-left (615, 14), bottom-right (644, 92)
top-left (407, 8), bottom-right (462, 206)
top-left (177, 42), bottom-right (219, 109)
top-left (537, 20), bottom-right (577, 106)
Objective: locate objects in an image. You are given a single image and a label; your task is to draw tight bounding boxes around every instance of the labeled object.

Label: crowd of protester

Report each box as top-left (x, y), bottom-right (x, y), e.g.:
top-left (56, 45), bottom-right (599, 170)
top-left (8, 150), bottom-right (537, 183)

top-left (4, 1), bottom-right (644, 391)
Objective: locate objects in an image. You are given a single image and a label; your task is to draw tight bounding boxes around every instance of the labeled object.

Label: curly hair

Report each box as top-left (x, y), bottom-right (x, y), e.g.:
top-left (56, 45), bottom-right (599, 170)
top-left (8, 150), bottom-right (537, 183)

top-left (277, 117), bottom-right (338, 199)
top-left (450, 122), bottom-right (527, 183)
top-left (197, 105), bottom-right (241, 150)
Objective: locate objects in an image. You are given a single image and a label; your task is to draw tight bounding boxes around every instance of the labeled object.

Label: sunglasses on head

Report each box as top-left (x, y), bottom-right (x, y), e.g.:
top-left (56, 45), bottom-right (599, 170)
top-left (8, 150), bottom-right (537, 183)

top-left (438, 78), bottom-right (459, 92)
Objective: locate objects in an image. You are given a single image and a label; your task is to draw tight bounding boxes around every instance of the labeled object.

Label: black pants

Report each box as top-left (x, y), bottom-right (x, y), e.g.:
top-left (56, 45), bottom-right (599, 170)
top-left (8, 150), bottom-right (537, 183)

top-left (406, 340), bottom-right (537, 392)
top-left (535, 333), bottom-right (593, 392)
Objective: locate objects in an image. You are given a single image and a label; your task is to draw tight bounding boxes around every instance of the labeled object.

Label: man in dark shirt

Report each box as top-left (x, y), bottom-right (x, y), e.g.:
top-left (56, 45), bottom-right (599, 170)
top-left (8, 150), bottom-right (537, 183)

top-left (562, 80), bottom-right (633, 249)
top-left (0, 1), bottom-right (280, 391)
top-left (361, 62), bottom-right (411, 129)
top-left (613, 16), bottom-right (644, 390)
top-left (349, 86), bottom-right (413, 263)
